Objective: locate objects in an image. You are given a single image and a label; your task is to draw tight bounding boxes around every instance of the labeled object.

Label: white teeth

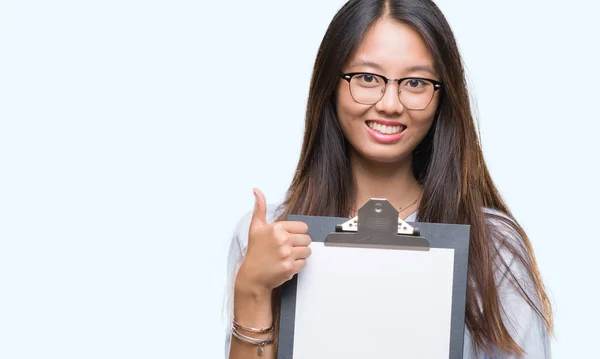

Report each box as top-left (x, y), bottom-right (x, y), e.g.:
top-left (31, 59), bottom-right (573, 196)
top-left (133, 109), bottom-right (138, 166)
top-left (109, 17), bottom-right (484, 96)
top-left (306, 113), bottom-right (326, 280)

top-left (367, 122), bottom-right (404, 134)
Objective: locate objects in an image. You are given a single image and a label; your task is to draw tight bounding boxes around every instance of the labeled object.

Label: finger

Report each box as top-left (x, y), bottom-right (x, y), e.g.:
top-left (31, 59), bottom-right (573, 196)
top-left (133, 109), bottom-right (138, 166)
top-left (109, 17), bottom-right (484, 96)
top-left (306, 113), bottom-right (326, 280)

top-left (278, 220), bottom-right (308, 234)
top-left (250, 188), bottom-right (267, 229)
top-left (291, 234), bottom-right (312, 247)
top-left (293, 259), bottom-right (307, 273)
top-left (292, 246), bottom-right (312, 260)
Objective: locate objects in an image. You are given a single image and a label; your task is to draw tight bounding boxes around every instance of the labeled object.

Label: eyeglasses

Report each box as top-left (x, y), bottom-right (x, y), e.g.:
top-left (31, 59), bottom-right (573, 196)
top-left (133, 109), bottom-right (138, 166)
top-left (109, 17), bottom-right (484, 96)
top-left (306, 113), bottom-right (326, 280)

top-left (340, 72), bottom-right (443, 110)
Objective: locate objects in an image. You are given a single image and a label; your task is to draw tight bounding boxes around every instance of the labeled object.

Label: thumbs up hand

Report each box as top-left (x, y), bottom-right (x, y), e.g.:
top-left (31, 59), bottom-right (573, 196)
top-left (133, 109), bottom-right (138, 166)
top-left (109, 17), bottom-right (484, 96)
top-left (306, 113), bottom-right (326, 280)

top-left (236, 188), bottom-right (312, 295)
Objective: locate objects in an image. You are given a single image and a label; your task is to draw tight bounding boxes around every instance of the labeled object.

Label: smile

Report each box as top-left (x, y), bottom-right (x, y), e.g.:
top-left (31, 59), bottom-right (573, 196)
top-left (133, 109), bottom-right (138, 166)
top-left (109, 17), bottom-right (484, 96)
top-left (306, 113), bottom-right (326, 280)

top-left (364, 120), bottom-right (407, 144)
top-left (366, 120), bottom-right (406, 135)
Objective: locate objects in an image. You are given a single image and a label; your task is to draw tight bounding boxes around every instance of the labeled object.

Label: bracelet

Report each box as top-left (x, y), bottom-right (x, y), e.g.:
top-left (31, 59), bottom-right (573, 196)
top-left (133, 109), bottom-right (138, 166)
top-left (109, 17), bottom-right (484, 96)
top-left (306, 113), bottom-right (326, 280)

top-left (231, 326), bottom-right (273, 356)
top-left (233, 318), bottom-right (273, 334)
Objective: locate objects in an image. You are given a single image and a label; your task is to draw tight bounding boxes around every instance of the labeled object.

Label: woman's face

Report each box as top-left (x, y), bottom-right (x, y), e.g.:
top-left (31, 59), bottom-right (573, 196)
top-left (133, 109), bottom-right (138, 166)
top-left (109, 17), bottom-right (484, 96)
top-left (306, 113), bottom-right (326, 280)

top-left (336, 18), bottom-right (441, 164)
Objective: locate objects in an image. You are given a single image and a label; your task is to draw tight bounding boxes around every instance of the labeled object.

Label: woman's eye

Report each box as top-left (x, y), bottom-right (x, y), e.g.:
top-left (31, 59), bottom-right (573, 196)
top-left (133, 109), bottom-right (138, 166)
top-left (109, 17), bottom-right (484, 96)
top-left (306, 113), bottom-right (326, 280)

top-left (406, 79), bottom-right (425, 88)
top-left (359, 75), bottom-right (376, 83)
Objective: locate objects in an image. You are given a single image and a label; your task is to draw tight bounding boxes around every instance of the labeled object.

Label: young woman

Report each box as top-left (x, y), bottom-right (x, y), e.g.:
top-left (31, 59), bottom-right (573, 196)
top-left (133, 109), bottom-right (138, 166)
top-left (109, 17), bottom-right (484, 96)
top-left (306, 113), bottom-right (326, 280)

top-left (224, 0), bottom-right (553, 358)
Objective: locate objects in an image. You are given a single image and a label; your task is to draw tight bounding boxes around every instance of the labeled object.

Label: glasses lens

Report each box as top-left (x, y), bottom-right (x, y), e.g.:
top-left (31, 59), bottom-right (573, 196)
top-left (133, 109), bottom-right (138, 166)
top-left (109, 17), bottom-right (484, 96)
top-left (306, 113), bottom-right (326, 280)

top-left (349, 74), bottom-right (385, 104)
top-left (399, 78), bottom-right (435, 110)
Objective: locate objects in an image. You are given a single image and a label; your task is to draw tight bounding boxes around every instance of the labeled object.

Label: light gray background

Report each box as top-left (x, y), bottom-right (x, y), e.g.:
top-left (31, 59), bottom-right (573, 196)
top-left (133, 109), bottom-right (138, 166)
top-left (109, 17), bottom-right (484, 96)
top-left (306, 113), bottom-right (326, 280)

top-left (0, 0), bottom-right (597, 358)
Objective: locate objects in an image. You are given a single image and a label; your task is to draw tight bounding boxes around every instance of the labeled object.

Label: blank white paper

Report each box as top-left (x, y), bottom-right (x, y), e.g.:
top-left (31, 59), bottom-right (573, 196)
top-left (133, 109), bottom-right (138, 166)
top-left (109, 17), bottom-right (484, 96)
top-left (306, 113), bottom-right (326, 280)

top-left (293, 242), bottom-right (455, 359)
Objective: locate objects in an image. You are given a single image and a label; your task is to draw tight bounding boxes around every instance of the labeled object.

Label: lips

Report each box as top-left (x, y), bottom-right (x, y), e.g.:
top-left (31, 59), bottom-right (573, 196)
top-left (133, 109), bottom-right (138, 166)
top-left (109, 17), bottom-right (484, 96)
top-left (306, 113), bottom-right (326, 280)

top-left (365, 120), bottom-right (407, 143)
top-left (366, 120), bottom-right (406, 135)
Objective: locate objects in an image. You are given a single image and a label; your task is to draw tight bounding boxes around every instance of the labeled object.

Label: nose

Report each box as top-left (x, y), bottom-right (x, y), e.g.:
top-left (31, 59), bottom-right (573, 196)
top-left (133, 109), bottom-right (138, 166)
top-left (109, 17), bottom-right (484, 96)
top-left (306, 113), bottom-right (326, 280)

top-left (374, 82), bottom-right (405, 115)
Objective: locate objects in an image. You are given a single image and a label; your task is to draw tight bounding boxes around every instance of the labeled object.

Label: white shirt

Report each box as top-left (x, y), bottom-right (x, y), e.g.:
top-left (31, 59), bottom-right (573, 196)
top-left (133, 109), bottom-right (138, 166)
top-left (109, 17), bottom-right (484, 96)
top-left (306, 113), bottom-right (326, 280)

top-left (222, 204), bottom-right (551, 358)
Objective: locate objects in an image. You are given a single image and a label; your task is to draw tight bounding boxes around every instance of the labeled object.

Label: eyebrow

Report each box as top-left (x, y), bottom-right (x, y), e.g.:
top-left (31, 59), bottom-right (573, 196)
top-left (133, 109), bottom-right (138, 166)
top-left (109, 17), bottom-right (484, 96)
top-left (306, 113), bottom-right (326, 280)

top-left (348, 60), bottom-right (437, 77)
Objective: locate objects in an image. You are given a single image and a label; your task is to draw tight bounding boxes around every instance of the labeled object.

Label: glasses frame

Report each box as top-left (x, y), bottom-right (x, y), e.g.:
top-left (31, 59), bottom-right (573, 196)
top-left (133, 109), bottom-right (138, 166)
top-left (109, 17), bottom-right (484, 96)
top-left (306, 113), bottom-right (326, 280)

top-left (340, 72), bottom-right (443, 110)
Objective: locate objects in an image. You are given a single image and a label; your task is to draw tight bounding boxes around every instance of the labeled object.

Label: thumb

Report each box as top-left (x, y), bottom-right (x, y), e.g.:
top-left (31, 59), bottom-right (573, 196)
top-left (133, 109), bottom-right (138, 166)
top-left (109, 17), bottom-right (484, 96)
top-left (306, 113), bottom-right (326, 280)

top-left (250, 188), bottom-right (267, 229)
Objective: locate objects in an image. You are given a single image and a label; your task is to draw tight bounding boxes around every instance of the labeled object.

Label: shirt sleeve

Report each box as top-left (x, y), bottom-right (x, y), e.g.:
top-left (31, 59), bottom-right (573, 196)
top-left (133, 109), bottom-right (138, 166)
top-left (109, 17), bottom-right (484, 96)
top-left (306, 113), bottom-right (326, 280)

top-left (486, 213), bottom-right (552, 358)
top-left (223, 210), bottom-right (252, 359)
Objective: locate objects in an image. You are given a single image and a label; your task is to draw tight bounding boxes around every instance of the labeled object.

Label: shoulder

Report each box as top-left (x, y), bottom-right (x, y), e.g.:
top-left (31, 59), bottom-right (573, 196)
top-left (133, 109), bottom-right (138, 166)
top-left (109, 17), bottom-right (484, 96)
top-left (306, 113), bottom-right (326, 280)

top-left (481, 208), bottom-right (531, 273)
top-left (479, 207), bottom-right (552, 357)
top-left (480, 207), bottom-right (534, 287)
top-left (481, 207), bottom-right (525, 254)
top-left (481, 207), bottom-right (548, 323)
top-left (482, 206), bottom-right (518, 235)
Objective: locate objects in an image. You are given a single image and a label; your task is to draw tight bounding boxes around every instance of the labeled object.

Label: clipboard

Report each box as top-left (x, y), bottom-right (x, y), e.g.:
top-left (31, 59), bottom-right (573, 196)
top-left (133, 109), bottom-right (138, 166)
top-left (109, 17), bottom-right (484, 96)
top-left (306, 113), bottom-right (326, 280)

top-left (277, 198), bottom-right (471, 359)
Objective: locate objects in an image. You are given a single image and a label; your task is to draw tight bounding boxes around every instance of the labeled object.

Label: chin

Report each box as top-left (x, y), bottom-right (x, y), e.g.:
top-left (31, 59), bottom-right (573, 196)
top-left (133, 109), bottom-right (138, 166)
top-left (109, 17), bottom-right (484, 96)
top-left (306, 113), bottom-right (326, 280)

top-left (356, 147), bottom-right (411, 164)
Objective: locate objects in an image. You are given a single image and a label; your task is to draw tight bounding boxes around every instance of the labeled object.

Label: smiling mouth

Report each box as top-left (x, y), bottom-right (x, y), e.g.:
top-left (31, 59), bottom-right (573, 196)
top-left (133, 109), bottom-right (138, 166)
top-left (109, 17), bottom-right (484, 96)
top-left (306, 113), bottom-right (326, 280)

top-left (366, 121), bottom-right (406, 135)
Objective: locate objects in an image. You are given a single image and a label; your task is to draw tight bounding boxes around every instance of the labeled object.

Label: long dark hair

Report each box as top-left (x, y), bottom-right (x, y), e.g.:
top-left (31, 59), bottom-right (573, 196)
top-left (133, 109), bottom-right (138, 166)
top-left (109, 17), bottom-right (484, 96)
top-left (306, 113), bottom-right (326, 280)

top-left (273, 0), bottom-right (553, 355)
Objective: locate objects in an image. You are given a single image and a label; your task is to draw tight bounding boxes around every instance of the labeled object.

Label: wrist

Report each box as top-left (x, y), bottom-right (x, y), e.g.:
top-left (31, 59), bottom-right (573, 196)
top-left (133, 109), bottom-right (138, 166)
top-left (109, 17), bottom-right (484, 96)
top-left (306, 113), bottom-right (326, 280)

top-left (235, 274), bottom-right (272, 302)
top-left (233, 274), bottom-right (273, 332)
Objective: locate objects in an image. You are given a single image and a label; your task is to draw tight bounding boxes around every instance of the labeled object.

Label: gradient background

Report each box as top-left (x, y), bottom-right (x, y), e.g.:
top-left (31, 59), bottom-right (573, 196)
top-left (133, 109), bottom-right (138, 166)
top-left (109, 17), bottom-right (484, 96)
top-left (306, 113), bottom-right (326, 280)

top-left (1, 0), bottom-right (598, 358)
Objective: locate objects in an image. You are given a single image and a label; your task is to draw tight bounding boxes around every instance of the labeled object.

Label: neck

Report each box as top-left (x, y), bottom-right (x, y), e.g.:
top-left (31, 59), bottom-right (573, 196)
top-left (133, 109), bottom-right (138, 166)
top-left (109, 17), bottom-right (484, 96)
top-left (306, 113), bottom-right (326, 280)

top-left (350, 149), bottom-right (422, 219)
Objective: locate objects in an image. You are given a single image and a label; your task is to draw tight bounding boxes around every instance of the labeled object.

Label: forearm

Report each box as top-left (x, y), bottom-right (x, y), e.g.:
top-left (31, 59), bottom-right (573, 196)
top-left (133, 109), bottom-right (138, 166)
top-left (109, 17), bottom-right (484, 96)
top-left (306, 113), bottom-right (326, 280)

top-left (227, 280), bottom-right (275, 359)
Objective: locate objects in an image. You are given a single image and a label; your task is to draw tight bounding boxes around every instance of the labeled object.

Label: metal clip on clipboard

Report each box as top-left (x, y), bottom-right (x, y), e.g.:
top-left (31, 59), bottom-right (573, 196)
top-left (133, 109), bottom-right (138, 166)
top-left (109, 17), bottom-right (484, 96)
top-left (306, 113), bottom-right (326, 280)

top-left (324, 198), bottom-right (430, 249)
